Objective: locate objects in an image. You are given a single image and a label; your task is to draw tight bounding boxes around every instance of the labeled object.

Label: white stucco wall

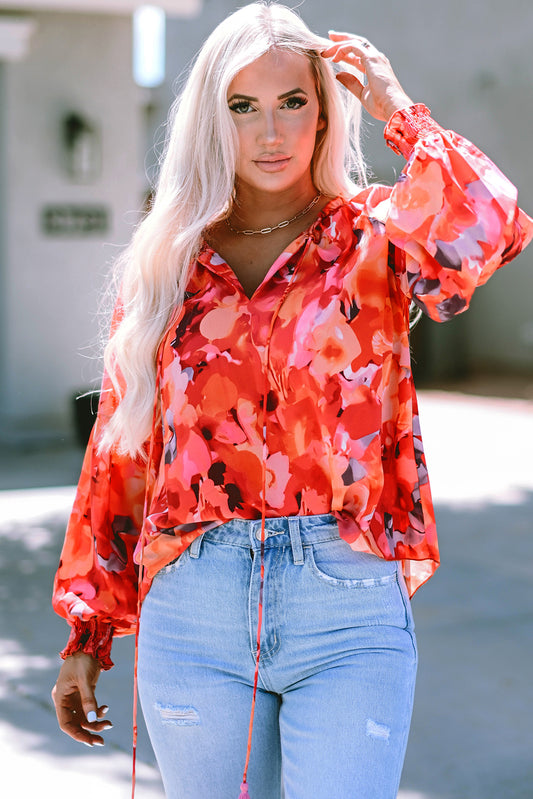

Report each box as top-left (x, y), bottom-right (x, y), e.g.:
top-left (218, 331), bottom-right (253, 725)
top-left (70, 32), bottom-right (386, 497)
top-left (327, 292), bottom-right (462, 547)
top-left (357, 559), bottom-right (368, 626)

top-left (2, 12), bottom-right (142, 442)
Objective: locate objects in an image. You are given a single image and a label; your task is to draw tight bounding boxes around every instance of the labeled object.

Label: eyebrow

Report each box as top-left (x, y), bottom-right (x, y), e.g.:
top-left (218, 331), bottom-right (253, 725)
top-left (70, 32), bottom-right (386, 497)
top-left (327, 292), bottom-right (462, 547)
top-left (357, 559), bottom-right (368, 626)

top-left (227, 87), bottom-right (308, 103)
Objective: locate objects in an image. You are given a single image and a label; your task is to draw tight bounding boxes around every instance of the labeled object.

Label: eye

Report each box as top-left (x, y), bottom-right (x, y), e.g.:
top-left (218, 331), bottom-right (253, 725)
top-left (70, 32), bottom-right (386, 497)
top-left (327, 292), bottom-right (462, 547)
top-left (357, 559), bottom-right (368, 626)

top-left (282, 96), bottom-right (308, 110)
top-left (229, 100), bottom-right (254, 114)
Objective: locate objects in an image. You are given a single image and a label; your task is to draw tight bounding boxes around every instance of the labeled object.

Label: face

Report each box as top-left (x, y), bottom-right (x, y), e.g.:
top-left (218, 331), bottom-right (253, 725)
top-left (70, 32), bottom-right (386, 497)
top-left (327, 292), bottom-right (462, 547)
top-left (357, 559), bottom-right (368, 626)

top-left (227, 49), bottom-right (325, 197)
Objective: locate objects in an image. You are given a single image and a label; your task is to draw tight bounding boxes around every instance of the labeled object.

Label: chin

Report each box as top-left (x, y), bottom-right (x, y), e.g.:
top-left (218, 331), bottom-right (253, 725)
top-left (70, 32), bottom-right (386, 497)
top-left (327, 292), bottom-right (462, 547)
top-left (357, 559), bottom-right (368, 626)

top-left (244, 170), bottom-right (310, 196)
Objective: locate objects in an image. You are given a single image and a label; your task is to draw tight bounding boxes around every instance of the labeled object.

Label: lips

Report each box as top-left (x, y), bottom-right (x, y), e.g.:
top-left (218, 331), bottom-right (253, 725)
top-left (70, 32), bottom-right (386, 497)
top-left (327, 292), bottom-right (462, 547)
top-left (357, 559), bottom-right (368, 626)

top-left (254, 155), bottom-right (291, 172)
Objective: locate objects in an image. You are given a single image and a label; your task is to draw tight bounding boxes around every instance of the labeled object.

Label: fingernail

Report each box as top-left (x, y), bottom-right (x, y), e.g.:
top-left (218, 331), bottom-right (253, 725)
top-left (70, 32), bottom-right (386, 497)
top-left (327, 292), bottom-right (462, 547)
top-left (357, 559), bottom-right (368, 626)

top-left (83, 741), bottom-right (93, 748)
top-left (87, 711), bottom-right (97, 723)
top-left (94, 741), bottom-right (105, 747)
top-left (101, 706), bottom-right (109, 716)
top-left (103, 722), bottom-right (113, 730)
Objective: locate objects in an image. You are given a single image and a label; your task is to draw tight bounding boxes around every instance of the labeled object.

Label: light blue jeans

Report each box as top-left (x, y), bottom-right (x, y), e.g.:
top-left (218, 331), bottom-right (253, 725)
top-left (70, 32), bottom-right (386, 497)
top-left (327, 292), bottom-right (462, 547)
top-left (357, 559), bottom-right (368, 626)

top-left (138, 514), bottom-right (417, 799)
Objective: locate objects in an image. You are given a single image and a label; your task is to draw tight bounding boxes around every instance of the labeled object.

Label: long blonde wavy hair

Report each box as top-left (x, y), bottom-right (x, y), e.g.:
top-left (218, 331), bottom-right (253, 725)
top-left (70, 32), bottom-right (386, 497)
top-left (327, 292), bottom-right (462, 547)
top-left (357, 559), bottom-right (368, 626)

top-left (100, 1), bottom-right (368, 457)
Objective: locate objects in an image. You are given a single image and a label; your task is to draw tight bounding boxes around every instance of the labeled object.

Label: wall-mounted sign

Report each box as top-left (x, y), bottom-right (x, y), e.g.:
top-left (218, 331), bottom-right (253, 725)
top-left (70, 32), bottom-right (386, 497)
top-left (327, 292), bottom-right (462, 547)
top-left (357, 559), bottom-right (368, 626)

top-left (42, 204), bottom-right (110, 236)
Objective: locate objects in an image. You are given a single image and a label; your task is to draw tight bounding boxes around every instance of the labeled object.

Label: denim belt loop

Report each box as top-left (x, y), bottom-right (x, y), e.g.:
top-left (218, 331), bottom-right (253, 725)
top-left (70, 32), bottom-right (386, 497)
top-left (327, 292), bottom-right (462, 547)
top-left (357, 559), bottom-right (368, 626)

top-left (288, 517), bottom-right (304, 565)
top-left (189, 533), bottom-right (205, 559)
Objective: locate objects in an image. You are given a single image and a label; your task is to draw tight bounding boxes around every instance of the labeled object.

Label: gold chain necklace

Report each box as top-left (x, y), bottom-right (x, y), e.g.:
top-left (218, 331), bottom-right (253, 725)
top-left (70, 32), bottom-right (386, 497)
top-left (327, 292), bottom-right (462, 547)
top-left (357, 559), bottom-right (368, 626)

top-left (225, 194), bottom-right (321, 236)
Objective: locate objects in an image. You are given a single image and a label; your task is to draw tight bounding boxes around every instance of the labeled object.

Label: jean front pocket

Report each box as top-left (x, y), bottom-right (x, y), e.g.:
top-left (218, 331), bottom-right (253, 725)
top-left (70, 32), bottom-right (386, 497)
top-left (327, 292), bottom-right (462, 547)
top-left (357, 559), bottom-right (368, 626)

top-left (307, 538), bottom-right (398, 589)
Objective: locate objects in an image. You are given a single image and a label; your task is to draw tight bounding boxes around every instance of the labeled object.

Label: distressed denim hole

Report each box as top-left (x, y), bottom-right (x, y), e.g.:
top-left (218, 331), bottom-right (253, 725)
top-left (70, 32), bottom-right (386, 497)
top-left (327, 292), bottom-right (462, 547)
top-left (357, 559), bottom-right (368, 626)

top-left (366, 718), bottom-right (390, 742)
top-left (156, 703), bottom-right (200, 726)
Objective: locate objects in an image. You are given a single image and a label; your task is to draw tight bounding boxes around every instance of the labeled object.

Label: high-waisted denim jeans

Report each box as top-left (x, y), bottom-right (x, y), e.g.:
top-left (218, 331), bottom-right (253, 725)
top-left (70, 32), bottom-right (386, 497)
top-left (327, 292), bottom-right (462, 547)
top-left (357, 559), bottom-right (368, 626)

top-left (138, 514), bottom-right (417, 799)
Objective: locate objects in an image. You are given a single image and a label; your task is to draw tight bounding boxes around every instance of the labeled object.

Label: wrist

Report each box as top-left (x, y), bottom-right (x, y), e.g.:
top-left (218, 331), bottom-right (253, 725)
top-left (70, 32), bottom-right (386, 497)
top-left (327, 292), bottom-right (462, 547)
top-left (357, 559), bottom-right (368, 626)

top-left (383, 93), bottom-right (413, 122)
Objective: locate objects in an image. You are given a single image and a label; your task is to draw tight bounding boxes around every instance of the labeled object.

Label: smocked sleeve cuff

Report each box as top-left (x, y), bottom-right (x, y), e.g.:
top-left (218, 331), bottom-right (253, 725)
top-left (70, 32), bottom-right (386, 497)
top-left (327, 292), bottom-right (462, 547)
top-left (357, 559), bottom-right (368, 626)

top-left (384, 103), bottom-right (442, 159)
top-left (60, 617), bottom-right (114, 671)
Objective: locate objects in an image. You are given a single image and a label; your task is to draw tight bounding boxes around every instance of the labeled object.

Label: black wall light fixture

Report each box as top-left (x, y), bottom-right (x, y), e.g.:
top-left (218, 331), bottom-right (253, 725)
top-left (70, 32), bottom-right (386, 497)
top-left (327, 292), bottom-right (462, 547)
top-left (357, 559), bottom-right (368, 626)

top-left (61, 111), bottom-right (101, 183)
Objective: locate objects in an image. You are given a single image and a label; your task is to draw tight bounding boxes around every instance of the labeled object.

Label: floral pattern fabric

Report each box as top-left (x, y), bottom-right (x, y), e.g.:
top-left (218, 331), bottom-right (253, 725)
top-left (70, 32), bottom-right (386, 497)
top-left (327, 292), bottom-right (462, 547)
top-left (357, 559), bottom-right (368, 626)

top-left (53, 105), bottom-right (533, 666)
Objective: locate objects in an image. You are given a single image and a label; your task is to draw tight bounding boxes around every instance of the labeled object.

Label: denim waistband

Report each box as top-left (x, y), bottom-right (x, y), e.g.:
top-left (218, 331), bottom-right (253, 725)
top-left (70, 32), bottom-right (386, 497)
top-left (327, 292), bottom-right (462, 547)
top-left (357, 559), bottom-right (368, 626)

top-left (189, 513), bottom-right (340, 564)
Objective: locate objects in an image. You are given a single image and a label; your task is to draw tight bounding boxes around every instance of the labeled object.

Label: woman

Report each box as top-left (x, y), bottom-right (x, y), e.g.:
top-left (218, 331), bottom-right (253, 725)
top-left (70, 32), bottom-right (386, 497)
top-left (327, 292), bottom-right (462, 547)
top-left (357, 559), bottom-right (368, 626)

top-left (51, 3), bottom-right (532, 798)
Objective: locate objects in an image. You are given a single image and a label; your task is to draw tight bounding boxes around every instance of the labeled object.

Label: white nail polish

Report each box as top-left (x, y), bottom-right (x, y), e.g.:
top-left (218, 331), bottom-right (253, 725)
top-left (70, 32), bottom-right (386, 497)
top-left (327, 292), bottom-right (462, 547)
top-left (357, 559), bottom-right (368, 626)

top-left (87, 711), bottom-right (97, 723)
top-left (100, 706), bottom-right (109, 716)
top-left (83, 741), bottom-right (93, 747)
top-left (94, 741), bottom-right (105, 747)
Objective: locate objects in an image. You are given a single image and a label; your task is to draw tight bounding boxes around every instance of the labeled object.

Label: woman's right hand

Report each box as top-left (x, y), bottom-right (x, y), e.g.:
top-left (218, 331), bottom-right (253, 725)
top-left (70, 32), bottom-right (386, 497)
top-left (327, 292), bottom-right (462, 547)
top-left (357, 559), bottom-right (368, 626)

top-left (52, 653), bottom-right (112, 746)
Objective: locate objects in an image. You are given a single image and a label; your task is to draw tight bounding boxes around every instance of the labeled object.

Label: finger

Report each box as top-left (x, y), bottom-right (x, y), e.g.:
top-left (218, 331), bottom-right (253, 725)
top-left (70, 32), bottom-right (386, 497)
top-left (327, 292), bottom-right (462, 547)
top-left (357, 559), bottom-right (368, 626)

top-left (82, 710), bottom-right (114, 746)
top-left (328, 30), bottom-right (355, 41)
top-left (336, 73), bottom-right (365, 101)
top-left (60, 704), bottom-right (111, 746)
top-left (64, 716), bottom-right (106, 746)
top-left (82, 713), bottom-right (113, 731)
top-left (52, 676), bottom-right (108, 746)
top-left (77, 675), bottom-right (99, 725)
top-left (322, 50), bottom-right (366, 76)
top-left (322, 44), bottom-right (369, 72)
top-left (328, 42), bottom-right (372, 60)
top-left (327, 31), bottom-right (375, 50)
top-left (322, 33), bottom-right (348, 57)
top-left (81, 704), bottom-right (113, 734)
top-left (54, 695), bottom-right (107, 746)
top-left (322, 40), bottom-right (358, 59)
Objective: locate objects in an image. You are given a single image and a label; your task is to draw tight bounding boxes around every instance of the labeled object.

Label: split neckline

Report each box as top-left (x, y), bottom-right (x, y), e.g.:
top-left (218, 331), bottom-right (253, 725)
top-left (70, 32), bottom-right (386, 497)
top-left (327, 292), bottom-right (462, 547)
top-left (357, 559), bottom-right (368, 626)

top-left (198, 195), bottom-right (345, 301)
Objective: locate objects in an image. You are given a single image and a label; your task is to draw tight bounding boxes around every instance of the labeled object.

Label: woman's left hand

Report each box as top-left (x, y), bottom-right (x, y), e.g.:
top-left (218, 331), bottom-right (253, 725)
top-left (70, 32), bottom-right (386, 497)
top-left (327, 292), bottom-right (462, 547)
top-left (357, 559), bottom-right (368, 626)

top-left (321, 32), bottom-right (413, 122)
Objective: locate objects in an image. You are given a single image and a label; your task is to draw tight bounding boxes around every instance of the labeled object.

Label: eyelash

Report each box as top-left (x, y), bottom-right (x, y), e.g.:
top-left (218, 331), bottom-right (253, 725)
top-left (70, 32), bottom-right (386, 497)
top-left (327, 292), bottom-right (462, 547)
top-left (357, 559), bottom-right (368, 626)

top-left (229, 96), bottom-right (308, 114)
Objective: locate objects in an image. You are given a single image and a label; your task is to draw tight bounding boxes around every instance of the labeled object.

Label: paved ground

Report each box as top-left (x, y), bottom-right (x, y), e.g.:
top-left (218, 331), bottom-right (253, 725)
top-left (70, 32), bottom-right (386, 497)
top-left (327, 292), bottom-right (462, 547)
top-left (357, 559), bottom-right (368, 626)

top-left (1, 386), bottom-right (532, 798)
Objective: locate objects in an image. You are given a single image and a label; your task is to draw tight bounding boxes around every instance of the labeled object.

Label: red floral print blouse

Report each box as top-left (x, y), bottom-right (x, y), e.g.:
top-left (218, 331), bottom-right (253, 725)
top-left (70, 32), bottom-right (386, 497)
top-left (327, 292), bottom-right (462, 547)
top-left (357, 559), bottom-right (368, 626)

top-left (53, 105), bottom-right (533, 668)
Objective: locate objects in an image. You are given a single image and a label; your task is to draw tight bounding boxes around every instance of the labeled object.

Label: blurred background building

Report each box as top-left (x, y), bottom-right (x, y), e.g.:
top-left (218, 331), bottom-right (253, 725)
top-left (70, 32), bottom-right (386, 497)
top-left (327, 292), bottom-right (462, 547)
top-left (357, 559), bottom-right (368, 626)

top-left (1, 0), bottom-right (532, 449)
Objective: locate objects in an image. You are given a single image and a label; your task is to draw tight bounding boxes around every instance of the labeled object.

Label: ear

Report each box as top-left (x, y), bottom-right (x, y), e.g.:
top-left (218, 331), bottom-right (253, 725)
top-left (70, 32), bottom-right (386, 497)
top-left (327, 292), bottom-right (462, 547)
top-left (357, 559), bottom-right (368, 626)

top-left (316, 113), bottom-right (327, 132)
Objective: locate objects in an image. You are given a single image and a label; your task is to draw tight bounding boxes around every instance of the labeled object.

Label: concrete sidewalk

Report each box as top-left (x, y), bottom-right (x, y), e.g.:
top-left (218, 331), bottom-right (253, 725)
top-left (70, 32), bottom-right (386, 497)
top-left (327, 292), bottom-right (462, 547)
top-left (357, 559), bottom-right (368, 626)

top-left (1, 388), bottom-right (532, 798)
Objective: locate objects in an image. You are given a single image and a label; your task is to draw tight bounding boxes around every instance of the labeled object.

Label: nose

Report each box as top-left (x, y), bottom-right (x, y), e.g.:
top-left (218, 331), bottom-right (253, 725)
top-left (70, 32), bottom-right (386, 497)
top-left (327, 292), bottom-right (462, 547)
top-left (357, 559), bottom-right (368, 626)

top-left (257, 110), bottom-right (283, 147)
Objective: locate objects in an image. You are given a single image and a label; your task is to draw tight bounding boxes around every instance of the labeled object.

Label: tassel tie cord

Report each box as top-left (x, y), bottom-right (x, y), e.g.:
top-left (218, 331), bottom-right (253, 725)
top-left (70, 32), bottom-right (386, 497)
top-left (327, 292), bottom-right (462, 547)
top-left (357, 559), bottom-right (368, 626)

top-left (239, 782), bottom-right (251, 799)
top-left (129, 244), bottom-right (308, 799)
top-left (238, 240), bottom-right (309, 799)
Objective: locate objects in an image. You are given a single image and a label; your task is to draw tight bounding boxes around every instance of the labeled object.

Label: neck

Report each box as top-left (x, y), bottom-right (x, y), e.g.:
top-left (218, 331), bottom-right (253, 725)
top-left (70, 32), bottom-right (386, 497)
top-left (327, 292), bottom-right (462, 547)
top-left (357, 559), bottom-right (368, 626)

top-left (231, 178), bottom-right (319, 230)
